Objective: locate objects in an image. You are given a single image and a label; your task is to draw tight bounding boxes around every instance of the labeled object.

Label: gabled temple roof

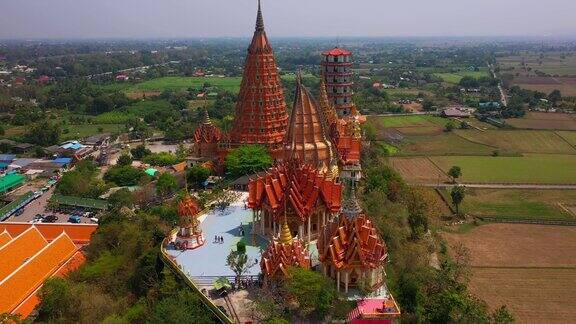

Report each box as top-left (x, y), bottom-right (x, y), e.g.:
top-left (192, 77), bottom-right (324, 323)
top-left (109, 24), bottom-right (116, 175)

top-left (261, 219), bottom-right (310, 278)
top-left (323, 47), bottom-right (352, 56)
top-left (248, 159), bottom-right (342, 222)
top-left (193, 108), bottom-right (222, 144)
top-left (317, 190), bottom-right (387, 270)
top-left (284, 74), bottom-right (335, 169)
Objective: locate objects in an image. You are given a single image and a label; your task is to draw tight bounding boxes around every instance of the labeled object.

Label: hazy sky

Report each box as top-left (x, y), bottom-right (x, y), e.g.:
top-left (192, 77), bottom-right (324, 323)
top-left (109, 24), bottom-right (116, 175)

top-left (1, 0), bottom-right (575, 39)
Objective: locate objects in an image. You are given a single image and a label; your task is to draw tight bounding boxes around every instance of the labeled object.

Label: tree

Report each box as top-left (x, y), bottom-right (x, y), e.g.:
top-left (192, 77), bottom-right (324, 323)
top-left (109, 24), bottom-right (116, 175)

top-left (187, 165), bottom-right (211, 188)
top-left (448, 166), bottom-right (462, 183)
top-left (225, 145), bottom-right (273, 177)
top-left (284, 267), bottom-right (337, 318)
top-left (444, 121), bottom-right (456, 132)
top-left (117, 154), bottom-right (133, 166)
top-left (104, 165), bottom-right (145, 186)
top-left (0, 124), bottom-right (4, 136)
top-left (450, 186), bottom-right (466, 216)
top-left (25, 120), bottom-right (61, 146)
top-left (405, 188), bottom-right (430, 240)
top-left (130, 145), bottom-right (152, 160)
top-left (37, 278), bottom-right (74, 321)
top-left (548, 89), bottom-right (562, 106)
top-left (149, 290), bottom-right (217, 324)
top-left (491, 305), bottom-right (514, 323)
top-left (226, 250), bottom-right (257, 285)
top-left (156, 173), bottom-right (178, 198)
top-left (108, 188), bottom-right (134, 210)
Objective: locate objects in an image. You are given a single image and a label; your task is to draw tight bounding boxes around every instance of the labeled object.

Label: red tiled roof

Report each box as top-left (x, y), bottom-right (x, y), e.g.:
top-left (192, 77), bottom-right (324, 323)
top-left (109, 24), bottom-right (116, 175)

top-left (0, 233), bottom-right (78, 314)
top-left (317, 212), bottom-right (387, 270)
top-left (248, 160), bottom-right (342, 222)
top-left (0, 223), bottom-right (97, 244)
top-left (0, 227), bottom-right (48, 282)
top-left (323, 47), bottom-right (352, 56)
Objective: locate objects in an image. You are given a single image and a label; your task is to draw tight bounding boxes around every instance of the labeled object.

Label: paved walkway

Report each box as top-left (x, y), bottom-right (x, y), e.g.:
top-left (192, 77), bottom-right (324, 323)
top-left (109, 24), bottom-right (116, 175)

top-left (167, 191), bottom-right (266, 279)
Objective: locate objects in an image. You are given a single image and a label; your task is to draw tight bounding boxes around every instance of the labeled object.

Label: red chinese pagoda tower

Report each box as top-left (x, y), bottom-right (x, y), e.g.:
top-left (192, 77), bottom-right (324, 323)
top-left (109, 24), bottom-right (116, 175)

top-left (174, 193), bottom-right (205, 250)
top-left (322, 47), bottom-right (355, 117)
top-left (227, 0), bottom-right (289, 158)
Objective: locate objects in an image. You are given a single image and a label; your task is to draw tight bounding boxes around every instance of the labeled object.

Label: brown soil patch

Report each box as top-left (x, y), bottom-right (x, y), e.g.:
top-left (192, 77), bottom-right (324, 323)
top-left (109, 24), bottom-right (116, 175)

top-left (444, 223), bottom-right (576, 267)
top-left (389, 157), bottom-right (449, 184)
top-left (401, 102), bottom-right (423, 113)
top-left (126, 91), bottom-right (162, 99)
top-left (470, 268), bottom-right (576, 324)
top-left (444, 223), bottom-right (576, 323)
top-left (507, 112), bottom-right (576, 130)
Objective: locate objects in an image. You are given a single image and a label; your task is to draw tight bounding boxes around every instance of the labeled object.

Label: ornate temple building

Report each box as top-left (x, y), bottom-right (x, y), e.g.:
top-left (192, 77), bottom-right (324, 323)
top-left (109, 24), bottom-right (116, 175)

top-left (317, 184), bottom-right (388, 293)
top-left (193, 107), bottom-right (222, 158)
top-left (224, 0), bottom-right (289, 159)
top-left (247, 159), bottom-right (342, 243)
top-left (283, 74), bottom-right (336, 172)
top-left (260, 218), bottom-right (311, 282)
top-left (174, 193), bottom-right (205, 250)
top-left (322, 47), bottom-right (355, 117)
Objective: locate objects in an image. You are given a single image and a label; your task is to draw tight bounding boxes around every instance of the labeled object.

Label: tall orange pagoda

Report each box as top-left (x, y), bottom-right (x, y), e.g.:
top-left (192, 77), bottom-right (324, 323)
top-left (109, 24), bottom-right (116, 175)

top-left (284, 74), bottom-right (336, 172)
top-left (317, 183), bottom-right (388, 293)
top-left (261, 218), bottom-right (311, 283)
top-left (226, 0), bottom-right (289, 158)
top-left (248, 159), bottom-right (342, 243)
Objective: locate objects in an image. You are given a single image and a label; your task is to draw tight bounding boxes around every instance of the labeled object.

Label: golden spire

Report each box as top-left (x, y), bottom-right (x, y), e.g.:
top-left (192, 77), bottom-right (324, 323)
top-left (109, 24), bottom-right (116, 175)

top-left (279, 217), bottom-right (293, 245)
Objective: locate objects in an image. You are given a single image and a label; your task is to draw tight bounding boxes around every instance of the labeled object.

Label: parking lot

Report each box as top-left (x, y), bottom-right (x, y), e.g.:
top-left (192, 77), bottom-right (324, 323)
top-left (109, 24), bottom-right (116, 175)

top-left (4, 187), bottom-right (96, 224)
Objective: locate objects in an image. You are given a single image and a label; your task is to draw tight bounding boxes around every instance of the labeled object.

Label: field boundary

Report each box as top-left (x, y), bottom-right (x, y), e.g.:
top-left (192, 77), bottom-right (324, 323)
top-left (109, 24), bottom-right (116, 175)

top-left (555, 130), bottom-right (576, 151)
top-left (471, 265), bottom-right (576, 270)
top-left (477, 216), bottom-right (576, 226)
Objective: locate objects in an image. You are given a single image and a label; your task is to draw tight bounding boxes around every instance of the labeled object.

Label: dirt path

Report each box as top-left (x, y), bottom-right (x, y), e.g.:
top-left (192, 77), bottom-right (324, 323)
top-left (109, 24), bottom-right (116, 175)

top-left (415, 183), bottom-right (576, 190)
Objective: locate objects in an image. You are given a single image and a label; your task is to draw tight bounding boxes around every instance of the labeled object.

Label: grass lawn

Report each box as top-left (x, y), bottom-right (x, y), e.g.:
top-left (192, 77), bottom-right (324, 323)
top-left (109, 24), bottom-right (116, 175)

top-left (61, 124), bottom-right (124, 140)
top-left (399, 133), bottom-right (495, 156)
top-left (454, 129), bottom-right (576, 154)
top-left (368, 115), bottom-right (445, 128)
top-left (431, 154), bottom-right (576, 184)
top-left (433, 69), bottom-right (489, 84)
top-left (457, 188), bottom-right (576, 221)
top-left (127, 76), bottom-right (243, 93)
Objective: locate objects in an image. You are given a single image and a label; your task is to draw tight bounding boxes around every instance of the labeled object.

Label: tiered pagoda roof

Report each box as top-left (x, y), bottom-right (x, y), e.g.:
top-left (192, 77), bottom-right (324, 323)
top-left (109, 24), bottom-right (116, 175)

top-left (248, 159), bottom-right (342, 222)
top-left (178, 193), bottom-right (201, 227)
top-left (261, 219), bottom-right (311, 278)
top-left (317, 186), bottom-right (387, 270)
top-left (193, 108), bottom-right (222, 144)
top-left (229, 0), bottom-right (289, 152)
top-left (284, 74), bottom-right (335, 170)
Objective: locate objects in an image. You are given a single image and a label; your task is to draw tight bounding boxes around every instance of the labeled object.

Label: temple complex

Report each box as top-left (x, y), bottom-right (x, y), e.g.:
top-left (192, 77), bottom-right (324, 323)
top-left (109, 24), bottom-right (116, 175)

top-left (317, 184), bottom-right (388, 293)
top-left (174, 193), bottom-right (205, 250)
top-left (193, 107), bottom-right (222, 158)
top-left (260, 218), bottom-right (311, 282)
top-left (247, 159), bottom-right (342, 243)
top-left (224, 0), bottom-right (289, 159)
top-left (283, 74), bottom-right (336, 172)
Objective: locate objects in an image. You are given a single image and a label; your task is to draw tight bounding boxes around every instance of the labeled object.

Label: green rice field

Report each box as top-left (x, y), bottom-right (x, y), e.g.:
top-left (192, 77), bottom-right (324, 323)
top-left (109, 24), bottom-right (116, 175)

top-left (431, 154), bottom-right (576, 184)
top-left (455, 130), bottom-right (576, 154)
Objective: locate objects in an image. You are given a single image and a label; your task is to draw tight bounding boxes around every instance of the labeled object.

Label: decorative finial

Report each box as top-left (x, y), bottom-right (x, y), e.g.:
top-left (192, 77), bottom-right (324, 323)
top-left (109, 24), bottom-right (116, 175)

top-left (279, 216), bottom-right (293, 245)
top-left (256, 0), bottom-right (265, 32)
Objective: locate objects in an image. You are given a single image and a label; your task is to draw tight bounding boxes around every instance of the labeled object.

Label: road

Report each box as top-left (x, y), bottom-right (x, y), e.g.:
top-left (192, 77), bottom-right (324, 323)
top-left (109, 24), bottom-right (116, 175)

top-left (415, 183), bottom-right (576, 190)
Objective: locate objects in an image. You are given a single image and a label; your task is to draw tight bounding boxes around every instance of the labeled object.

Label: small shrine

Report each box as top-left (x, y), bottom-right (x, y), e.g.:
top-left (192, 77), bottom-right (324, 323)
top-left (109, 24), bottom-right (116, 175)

top-left (174, 193), bottom-right (205, 250)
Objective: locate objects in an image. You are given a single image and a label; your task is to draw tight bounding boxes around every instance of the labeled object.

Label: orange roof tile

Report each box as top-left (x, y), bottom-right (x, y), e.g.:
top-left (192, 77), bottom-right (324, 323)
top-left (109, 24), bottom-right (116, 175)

top-left (0, 233), bottom-right (77, 314)
top-left (0, 223), bottom-right (97, 244)
top-left (172, 162), bottom-right (187, 173)
top-left (11, 251), bottom-right (86, 318)
top-left (0, 231), bottom-right (12, 248)
top-left (248, 160), bottom-right (342, 222)
top-left (0, 227), bottom-right (47, 282)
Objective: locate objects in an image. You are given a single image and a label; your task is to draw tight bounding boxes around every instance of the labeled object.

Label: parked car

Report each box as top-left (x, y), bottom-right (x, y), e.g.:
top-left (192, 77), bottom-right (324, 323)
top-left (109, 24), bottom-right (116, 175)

top-left (42, 215), bottom-right (59, 223)
top-left (68, 215), bottom-right (81, 223)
